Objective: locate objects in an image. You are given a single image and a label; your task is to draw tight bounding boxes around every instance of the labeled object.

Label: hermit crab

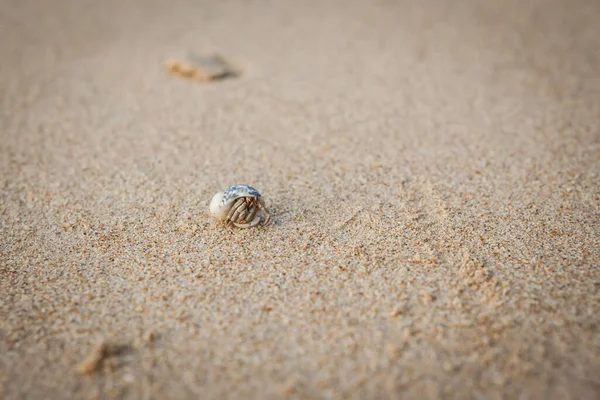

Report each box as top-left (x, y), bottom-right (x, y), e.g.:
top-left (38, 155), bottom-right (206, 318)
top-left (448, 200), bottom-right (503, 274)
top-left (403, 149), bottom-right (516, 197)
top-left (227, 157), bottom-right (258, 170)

top-left (209, 184), bottom-right (271, 228)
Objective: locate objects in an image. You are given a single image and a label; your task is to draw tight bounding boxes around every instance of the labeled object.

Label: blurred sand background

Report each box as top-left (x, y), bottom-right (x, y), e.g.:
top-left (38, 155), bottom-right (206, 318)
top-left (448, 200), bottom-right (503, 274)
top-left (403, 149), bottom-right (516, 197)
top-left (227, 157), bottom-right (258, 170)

top-left (1, 0), bottom-right (599, 398)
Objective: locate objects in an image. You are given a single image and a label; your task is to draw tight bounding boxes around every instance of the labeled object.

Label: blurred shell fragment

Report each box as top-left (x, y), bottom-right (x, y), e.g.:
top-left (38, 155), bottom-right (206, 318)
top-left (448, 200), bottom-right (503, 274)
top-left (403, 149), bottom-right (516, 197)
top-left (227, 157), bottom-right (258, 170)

top-left (165, 53), bottom-right (237, 82)
top-left (209, 184), bottom-right (271, 228)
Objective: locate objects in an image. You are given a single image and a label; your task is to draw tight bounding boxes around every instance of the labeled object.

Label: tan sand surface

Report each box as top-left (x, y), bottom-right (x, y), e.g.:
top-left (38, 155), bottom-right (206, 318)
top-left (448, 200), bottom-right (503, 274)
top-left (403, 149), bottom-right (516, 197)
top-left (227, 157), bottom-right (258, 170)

top-left (1, 0), bottom-right (599, 398)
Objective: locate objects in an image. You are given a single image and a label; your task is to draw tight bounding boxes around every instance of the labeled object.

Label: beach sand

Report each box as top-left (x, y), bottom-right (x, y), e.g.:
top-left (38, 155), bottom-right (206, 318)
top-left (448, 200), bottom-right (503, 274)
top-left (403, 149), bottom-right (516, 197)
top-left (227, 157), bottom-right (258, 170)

top-left (1, 0), bottom-right (599, 398)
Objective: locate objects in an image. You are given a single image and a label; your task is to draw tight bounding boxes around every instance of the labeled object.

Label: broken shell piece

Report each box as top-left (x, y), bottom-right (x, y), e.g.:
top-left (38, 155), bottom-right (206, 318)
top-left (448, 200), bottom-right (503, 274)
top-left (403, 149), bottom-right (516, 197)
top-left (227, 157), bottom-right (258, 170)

top-left (165, 53), bottom-right (237, 82)
top-left (76, 340), bottom-right (107, 375)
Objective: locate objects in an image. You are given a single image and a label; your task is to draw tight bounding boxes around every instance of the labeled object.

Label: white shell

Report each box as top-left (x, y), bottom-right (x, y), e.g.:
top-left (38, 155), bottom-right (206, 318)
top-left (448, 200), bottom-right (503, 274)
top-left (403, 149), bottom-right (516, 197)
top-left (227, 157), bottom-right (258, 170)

top-left (209, 184), bottom-right (267, 228)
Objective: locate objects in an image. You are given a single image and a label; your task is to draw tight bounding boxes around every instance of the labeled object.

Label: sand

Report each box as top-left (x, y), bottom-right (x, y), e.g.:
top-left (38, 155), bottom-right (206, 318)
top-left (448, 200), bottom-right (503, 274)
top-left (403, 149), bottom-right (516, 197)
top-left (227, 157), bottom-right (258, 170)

top-left (1, 0), bottom-right (599, 398)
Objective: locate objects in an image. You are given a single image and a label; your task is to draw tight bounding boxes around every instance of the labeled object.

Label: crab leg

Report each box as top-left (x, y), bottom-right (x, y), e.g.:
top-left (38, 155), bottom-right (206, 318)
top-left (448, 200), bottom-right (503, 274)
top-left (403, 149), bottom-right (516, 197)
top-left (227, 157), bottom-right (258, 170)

top-left (258, 201), bottom-right (271, 226)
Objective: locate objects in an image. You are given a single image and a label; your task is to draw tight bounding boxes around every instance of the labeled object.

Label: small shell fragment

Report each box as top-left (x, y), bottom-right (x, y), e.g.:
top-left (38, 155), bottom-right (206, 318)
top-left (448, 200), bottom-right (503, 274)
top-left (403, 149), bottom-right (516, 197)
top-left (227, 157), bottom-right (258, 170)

top-left (165, 53), bottom-right (237, 82)
top-left (76, 340), bottom-right (107, 375)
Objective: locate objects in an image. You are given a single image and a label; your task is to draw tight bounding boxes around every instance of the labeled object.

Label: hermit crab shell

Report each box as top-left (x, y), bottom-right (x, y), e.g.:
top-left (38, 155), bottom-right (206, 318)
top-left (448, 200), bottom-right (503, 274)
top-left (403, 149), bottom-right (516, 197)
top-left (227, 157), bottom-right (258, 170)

top-left (209, 184), bottom-right (270, 228)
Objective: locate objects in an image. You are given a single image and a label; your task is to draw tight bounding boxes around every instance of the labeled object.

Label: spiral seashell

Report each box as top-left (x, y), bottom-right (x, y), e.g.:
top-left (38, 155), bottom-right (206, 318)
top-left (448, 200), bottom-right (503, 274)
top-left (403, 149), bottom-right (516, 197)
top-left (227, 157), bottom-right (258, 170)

top-left (209, 184), bottom-right (271, 228)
